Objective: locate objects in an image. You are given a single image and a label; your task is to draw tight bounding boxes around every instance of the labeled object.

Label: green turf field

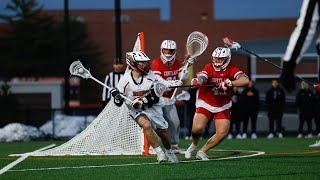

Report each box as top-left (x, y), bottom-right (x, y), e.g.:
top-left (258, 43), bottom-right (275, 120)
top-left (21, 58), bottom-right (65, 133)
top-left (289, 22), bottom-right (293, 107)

top-left (0, 138), bottom-right (320, 179)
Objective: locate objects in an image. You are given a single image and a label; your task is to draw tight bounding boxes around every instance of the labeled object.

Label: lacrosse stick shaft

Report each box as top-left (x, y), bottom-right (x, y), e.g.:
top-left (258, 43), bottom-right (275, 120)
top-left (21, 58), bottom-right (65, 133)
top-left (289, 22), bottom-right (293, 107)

top-left (169, 84), bottom-right (215, 88)
top-left (241, 47), bottom-right (315, 86)
top-left (90, 76), bottom-right (132, 103)
top-left (170, 62), bottom-right (189, 99)
top-left (223, 37), bottom-right (315, 86)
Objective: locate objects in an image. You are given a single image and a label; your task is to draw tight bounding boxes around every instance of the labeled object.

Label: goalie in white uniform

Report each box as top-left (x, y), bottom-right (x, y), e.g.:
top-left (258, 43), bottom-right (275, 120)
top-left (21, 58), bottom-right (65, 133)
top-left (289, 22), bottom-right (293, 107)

top-left (110, 51), bottom-right (179, 163)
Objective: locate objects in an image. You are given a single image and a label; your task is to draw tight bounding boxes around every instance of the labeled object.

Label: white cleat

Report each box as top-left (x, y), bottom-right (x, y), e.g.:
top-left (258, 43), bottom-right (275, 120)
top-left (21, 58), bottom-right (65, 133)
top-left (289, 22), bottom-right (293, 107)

top-left (166, 150), bottom-right (179, 163)
top-left (236, 134), bottom-right (242, 139)
top-left (277, 133), bottom-right (283, 138)
top-left (196, 151), bottom-right (209, 161)
top-left (297, 133), bottom-right (303, 138)
top-left (185, 144), bottom-right (197, 159)
top-left (171, 146), bottom-right (185, 154)
top-left (157, 151), bottom-right (167, 163)
top-left (251, 133), bottom-right (257, 139)
top-left (305, 133), bottom-right (313, 138)
top-left (242, 133), bottom-right (247, 139)
top-left (267, 133), bottom-right (274, 139)
top-left (309, 140), bottom-right (320, 147)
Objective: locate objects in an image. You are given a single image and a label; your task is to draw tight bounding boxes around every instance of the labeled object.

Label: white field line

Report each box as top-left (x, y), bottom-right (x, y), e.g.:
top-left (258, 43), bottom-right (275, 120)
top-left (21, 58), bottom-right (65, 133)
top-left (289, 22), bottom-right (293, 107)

top-left (0, 144), bottom-right (56, 175)
top-left (8, 149), bottom-right (265, 172)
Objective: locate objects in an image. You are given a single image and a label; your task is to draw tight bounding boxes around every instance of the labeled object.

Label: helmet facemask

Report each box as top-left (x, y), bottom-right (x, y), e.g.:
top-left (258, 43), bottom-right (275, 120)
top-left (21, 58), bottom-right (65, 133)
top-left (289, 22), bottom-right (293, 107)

top-left (160, 40), bottom-right (177, 66)
top-left (211, 47), bottom-right (231, 71)
top-left (126, 51), bottom-right (151, 75)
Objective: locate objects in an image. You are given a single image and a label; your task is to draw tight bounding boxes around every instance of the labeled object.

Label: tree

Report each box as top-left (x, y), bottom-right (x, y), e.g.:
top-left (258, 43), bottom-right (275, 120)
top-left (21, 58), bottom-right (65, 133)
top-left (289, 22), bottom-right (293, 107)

top-left (0, 0), bottom-right (103, 81)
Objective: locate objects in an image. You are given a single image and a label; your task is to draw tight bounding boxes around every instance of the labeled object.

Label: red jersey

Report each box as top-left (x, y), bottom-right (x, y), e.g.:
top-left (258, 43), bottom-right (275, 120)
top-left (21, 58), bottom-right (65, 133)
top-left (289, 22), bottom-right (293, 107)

top-left (196, 63), bottom-right (246, 112)
top-left (151, 58), bottom-right (182, 98)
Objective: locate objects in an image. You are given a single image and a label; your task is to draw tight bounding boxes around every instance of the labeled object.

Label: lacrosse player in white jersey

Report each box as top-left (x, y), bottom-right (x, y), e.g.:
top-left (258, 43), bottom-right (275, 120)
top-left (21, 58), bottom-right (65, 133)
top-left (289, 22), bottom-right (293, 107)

top-left (110, 51), bottom-right (180, 163)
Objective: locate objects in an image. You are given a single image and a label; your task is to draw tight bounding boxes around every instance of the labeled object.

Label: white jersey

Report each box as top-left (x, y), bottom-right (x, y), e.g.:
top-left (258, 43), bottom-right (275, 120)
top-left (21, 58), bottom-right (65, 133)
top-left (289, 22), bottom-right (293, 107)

top-left (117, 70), bottom-right (168, 130)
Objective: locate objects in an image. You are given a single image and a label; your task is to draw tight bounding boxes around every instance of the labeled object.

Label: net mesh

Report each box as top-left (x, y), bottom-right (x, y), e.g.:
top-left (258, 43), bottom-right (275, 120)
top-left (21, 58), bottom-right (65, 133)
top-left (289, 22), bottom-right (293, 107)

top-left (32, 101), bottom-right (144, 156)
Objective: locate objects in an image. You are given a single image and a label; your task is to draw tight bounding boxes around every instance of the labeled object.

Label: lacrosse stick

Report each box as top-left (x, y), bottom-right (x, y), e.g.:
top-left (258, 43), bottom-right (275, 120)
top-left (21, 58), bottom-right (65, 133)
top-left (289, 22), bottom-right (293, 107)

top-left (69, 60), bottom-right (132, 103)
top-left (222, 37), bottom-right (315, 87)
top-left (170, 31), bottom-right (209, 99)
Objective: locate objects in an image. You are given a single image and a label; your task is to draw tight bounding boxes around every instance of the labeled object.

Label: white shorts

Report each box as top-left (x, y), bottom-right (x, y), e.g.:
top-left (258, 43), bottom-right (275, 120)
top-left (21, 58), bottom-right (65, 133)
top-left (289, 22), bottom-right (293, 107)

top-left (130, 104), bottom-right (168, 130)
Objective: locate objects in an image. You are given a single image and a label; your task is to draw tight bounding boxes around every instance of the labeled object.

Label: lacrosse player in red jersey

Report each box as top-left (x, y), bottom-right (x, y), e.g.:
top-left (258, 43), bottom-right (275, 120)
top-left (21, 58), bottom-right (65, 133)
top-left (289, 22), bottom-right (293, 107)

top-left (111, 51), bottom-right (180, 163)
top-left (185, 47), bottom-right (249, 160)
top-left (151, 40), bottom-right (194, 154)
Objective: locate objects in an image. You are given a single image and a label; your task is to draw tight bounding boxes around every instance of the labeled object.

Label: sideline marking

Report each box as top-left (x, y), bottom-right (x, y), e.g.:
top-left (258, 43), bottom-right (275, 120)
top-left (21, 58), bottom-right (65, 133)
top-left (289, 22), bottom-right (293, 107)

top-left (8, 149), bottom-right (265, 172)
top-left (0, 144), bottom-right (55, 175)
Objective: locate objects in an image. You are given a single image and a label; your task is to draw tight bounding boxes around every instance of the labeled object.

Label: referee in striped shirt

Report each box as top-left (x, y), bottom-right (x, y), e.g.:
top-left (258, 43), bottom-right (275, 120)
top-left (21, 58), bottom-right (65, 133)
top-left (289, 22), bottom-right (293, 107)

top-left (281, 0), bottom-right (320, 92)
top-left (102, 58), bottom-right (125, 107)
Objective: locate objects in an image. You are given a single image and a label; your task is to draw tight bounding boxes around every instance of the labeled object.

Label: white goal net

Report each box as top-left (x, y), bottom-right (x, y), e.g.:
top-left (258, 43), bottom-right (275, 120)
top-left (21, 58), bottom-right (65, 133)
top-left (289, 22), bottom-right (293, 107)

top-left (31, 100), bottom-right (145, 156)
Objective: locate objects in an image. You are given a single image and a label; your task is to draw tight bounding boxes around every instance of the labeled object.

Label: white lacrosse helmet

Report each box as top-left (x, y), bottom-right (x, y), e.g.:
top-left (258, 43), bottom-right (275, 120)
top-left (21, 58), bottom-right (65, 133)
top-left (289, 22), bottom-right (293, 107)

top-left (126, 51), bottom-right (151, 74)
top-left (212, 47), bottom-right (231, 71)
top-left (160, 40), bottom-right (177, 65)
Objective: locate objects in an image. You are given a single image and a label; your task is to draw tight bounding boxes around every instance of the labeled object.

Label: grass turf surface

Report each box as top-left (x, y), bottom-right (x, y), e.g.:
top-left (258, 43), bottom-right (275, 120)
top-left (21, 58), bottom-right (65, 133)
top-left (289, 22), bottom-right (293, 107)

top-left (0, 138), bottom-right (320, 179)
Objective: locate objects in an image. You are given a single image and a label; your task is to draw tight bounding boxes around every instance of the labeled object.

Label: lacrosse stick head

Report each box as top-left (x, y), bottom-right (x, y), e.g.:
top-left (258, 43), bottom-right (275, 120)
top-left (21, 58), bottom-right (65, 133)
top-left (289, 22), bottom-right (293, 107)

top-left (222, 36), bottom-right (241, 50)
top-left (69, 60), bottom-right (92, 79)
top-left (153, 82), bottom-right (171, 97)
top-left (186, 31), bottom-right (209, 58)
top-left (176, 90), bottom-right (191, 101)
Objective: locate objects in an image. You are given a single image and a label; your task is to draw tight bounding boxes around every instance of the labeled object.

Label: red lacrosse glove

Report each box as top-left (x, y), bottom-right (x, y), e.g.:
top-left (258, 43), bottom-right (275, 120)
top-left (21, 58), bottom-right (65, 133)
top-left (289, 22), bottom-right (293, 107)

top-left (191, 78), bottom-right (201, 89)
top-left (216, 79), bottom-right (233, 91)
top-left (315, 84), bottom-right (320, 93)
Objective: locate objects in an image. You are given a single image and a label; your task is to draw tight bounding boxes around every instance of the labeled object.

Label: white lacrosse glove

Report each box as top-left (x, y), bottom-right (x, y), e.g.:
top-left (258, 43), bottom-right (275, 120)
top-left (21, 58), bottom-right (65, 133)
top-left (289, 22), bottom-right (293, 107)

top-left (179, 67), bottom-right (190, 80)
top-left (170, 80), bottom-right (183, 87)
top-left (187, 57), bottom-right (196, 65)
top-left (216, 79), bottom-right (233, 91)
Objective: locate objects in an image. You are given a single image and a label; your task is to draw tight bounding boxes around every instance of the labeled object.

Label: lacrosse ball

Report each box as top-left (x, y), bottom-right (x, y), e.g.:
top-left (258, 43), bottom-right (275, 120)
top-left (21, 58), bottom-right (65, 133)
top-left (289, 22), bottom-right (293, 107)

top-left (78, 68), bottom-right (84, 73)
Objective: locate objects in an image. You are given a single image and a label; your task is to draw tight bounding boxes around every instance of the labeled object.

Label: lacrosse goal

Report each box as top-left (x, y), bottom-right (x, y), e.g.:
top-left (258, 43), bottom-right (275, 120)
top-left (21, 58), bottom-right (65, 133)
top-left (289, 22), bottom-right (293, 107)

top-left (31, 101), bottom-right (145, 156)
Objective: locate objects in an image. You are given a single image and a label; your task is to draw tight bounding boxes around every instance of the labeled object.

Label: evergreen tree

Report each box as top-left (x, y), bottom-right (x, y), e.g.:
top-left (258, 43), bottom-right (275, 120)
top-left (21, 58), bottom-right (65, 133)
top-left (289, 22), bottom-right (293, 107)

top-left (0, 0), bottom-right (103, 81)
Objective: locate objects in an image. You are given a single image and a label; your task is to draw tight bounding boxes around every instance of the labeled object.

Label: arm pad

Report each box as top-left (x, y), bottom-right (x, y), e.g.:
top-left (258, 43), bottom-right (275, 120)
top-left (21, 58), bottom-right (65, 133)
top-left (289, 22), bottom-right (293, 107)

top-left (144, 89), bottom-right (160, 108)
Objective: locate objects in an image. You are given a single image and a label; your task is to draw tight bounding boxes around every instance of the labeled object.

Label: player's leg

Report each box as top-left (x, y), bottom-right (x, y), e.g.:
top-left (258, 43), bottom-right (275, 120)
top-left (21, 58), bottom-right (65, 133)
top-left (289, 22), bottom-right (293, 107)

top-left (155, 128), bottom-right (179, 163)
top-left (242, 111), bottom-right (249, 138)
top-left (136, 115), bottom-right (166, 163)
top-left (298, 114), bottom-right (304, 138)
top-left (267, 113), bottom-right (275, 138)
top-left (185, 108), bottom-right (210, 159)
top-left (162, 104), bottom-right (182, 153)
top-left (200, 119), bottom-right (230, 153)
top-left (251, 112), bottom-right (258, 139)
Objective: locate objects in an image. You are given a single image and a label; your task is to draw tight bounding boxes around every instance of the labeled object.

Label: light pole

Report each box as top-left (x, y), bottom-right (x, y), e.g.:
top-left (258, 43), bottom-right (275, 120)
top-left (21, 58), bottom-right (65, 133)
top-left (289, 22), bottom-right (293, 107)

top-left (64, 0), bottom-right (71, 114)
top-left (115, 0), bottom-right (122, 63)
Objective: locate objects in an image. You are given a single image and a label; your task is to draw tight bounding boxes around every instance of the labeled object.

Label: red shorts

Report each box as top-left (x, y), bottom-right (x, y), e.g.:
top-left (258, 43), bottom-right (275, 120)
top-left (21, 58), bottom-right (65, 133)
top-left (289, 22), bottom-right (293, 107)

top-left (196, 107), bottom-right (231, 120)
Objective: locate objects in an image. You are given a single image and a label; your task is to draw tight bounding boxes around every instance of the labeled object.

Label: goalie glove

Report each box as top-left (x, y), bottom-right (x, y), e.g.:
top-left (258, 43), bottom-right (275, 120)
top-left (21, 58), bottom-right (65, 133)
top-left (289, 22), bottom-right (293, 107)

top-left (216, 79), bottom-right (233, 91)
top-left (131, 97), bottom-right (148, 110)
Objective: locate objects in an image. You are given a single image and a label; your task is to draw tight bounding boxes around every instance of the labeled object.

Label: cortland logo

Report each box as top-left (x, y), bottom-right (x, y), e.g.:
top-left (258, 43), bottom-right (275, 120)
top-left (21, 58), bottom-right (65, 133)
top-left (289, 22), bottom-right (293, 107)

top-left (210, 78), bottom-right (223, 83)
top-left (133, 90), bottom-right (150, 96)
top-left (164, 70), bottom-right (179, 77)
